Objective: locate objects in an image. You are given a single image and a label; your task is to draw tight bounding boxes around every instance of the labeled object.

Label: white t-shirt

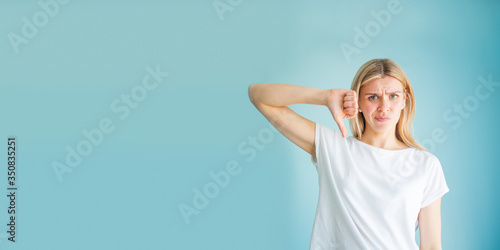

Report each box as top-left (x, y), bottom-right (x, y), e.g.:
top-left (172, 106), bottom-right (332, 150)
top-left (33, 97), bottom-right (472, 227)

top-left (309, 122), bottom-right (449, 250)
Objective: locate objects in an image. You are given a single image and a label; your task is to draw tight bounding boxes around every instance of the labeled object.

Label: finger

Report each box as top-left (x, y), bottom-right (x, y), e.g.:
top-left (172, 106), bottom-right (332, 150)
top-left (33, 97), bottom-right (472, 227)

top-left (344, 107), bottom-right (357, 116)
top-left (348, 111), bottom-right (358, 119)
top-left (344, 101), bottom-right (357, 108)
top-left (352, 91), bottom-right (358, 104)
top-left (333, 116), bottom-right (346, 138)
top-left (344, 95), bottom-right (355, 101)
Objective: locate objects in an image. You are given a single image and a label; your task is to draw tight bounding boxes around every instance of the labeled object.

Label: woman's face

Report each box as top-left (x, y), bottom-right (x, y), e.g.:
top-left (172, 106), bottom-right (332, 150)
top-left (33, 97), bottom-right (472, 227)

top-left (358, 76), bottom-right (406, 134)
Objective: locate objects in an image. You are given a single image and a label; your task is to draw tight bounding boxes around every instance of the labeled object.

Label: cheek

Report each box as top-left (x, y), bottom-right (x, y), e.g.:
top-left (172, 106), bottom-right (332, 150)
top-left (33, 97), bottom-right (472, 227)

top-left (360, 102), bottom-right (376, 112)
top-left (395, 101), bottom-right (405, 109)
top-left (394, 105), bottom-right (404, 118)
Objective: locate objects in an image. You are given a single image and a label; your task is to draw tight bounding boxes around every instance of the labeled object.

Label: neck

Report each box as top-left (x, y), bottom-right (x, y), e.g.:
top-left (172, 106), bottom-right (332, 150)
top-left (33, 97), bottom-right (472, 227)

top-left (359, 127), bottom-right (408, 150)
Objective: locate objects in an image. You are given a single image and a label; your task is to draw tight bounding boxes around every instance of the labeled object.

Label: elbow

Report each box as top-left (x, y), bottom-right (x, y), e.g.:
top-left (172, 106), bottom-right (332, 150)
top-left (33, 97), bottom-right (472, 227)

top-left (248, 83), bottom-right (259, 104)
top-left (420, 243), bottom-right (442, 250)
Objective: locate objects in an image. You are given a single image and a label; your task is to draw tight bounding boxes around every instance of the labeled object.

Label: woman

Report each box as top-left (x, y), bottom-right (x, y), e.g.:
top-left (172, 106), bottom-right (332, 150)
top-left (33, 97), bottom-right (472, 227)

top-left (248, 58), bottom-right (449, 250)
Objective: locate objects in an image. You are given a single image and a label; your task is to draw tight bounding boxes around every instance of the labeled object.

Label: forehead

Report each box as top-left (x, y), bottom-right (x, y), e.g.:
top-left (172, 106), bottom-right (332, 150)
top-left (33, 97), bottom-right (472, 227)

top-left (360, 76), bottom-right (403, 93)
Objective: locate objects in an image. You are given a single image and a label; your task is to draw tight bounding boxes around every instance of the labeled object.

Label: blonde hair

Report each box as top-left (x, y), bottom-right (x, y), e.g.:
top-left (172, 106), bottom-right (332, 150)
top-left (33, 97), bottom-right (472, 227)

top-left (349, 58), bottom-right (428, 152)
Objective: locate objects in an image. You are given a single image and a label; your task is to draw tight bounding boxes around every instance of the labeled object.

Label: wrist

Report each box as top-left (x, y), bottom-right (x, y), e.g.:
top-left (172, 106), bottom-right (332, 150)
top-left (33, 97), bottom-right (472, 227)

top-left (322, 89), bottom-right (335, 106)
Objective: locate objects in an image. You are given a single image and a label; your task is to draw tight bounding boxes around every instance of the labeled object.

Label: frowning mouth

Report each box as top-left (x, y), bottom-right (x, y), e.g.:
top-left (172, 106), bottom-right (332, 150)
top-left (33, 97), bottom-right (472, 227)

top-left (375, 118), bottom-right (389, 122)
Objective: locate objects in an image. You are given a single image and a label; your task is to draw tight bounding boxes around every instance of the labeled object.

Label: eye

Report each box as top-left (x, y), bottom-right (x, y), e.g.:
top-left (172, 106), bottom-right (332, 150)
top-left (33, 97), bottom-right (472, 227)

top-left (390, 94), bottom-right (399, 99)
top-left (368, 96), bottom-right (377, 100)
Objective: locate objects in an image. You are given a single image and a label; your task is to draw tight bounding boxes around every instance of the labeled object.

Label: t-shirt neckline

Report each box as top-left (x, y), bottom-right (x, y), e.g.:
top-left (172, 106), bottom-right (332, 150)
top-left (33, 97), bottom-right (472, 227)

top-left (349, 136), bottom-right (413, 152)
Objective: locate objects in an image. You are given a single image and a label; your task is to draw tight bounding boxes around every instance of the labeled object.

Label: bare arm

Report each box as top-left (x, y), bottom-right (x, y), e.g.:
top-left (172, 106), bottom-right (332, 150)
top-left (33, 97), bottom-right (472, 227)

top-left (248, 83), bottom-right (358, 158)
top-left (248, 83), bottom-right (330, 107)
top-left (418, 197), bottom-right (443, 250)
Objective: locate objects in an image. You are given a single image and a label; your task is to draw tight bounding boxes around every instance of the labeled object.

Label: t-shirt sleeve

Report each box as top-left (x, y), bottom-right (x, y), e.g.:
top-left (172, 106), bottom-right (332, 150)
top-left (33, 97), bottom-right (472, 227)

top-left (420, 156), bottom-right (450, 208)
top-left (310, 122), bottom-right (320, 168)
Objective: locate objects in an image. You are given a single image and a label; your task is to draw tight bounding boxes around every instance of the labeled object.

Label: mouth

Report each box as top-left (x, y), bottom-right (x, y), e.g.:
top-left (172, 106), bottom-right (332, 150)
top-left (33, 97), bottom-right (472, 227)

top-left (375, 117), bottom-right (390, 122)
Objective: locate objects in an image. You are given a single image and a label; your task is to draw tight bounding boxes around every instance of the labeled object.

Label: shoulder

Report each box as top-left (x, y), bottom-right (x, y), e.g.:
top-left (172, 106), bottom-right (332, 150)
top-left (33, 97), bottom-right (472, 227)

top-left (314, 122), bottom-right (348, 154)
top-left (410, 148), bottom-right (443, 170)
top-left (315, 122), bottom-right (343, 140)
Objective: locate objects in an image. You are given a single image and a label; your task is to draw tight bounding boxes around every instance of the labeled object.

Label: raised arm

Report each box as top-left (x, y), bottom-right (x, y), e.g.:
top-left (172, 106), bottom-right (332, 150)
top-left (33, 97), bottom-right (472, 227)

top-left (247, 83), bottom-right (358, 159)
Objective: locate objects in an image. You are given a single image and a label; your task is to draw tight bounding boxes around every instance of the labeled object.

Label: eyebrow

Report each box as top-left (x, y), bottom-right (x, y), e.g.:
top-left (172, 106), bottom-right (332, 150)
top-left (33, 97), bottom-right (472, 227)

top-left (364, 91), bottom-right (402, 95)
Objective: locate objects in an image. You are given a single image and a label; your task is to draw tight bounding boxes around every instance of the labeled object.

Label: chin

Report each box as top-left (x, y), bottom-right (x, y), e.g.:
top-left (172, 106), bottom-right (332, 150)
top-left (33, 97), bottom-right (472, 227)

top-left (370, 121), bottom-right (397, 131)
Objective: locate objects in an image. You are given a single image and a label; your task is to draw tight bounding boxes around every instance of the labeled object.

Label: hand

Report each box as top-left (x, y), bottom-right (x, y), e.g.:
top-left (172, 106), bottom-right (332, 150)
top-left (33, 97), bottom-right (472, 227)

top-left (326, 89), bottom-right (359, 138)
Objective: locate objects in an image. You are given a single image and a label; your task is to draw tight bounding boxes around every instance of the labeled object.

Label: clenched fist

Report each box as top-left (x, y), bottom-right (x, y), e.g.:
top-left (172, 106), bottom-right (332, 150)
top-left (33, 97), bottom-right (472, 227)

top-left (326, 89), bottom-right (359, 138)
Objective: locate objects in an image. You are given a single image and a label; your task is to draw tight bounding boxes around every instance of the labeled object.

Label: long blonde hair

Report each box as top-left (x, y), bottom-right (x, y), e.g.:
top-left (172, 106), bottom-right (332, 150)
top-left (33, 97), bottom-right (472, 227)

top-left (349, 58), bottom-right (427, 152)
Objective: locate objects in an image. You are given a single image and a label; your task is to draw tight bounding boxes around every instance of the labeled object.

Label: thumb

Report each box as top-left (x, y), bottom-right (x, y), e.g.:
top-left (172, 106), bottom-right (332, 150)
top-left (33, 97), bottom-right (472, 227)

top-left (333, 115), bottom-right (346, 138)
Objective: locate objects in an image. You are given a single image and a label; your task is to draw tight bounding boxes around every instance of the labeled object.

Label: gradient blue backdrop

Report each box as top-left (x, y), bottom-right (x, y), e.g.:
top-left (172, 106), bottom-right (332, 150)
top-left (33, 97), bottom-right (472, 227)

top-left (1, 0), bottom-right (499, 249)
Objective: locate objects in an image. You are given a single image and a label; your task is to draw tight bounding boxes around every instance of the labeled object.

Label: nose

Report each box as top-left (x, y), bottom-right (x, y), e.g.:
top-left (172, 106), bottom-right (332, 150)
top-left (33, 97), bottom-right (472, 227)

top-left (377, 97), bottom-right (391, 112)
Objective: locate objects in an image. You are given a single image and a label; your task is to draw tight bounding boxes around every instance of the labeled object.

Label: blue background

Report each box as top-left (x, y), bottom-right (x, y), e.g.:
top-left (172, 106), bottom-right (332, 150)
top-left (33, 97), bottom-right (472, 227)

top-left (1, 0), bottom-right (499, 249)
